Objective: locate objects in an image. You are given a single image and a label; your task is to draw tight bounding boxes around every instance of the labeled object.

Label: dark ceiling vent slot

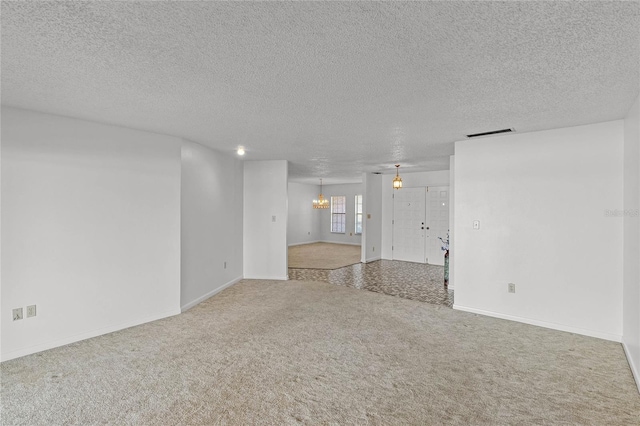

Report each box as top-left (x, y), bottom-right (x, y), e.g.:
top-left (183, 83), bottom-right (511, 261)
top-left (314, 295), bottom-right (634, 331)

top-left (466, 128), bottom-right (515, 138)
top-left (373, 172), bottom-right (382, 175)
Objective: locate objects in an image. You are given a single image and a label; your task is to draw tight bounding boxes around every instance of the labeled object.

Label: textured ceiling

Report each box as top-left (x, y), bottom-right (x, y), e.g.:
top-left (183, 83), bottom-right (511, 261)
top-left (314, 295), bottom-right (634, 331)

top-left (2, 1), bottom-right (639, 184)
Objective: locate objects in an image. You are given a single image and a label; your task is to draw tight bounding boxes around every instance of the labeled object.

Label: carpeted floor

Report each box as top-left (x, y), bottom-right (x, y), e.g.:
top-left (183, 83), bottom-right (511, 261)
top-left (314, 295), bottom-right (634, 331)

top-left (288, 242), bottom-right (361, 269)
top-left (2, 279), bottom-right (639, 425)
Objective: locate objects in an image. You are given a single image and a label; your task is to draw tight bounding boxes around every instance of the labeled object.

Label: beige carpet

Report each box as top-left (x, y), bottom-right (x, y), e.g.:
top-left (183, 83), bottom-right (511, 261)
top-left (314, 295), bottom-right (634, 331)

top-left (288, 242), bottom-right (361, 269)
top-left (2, 279), bottom-right (639, 425)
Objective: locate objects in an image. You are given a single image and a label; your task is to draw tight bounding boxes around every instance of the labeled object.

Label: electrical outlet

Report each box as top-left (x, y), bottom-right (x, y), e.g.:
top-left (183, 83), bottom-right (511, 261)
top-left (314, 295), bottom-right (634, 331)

top-left (508, 283), bottom-right (516, 293)
top-left (372, 246), bottom-right (375, 252)
top-left (272, 215), bottom-right (276, 222)
top-left (473, 220), bottom-right (480, 230)
top-left (27, 305), bottom-right (37, 318)
top-left (223, 261), bottom-right (227, 269)
top-left (13, 308), bottom-right (23, 321)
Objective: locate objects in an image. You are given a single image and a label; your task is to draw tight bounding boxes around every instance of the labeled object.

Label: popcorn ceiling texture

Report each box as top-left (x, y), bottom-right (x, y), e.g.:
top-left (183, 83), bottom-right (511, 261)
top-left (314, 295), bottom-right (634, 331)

top-left (2, 279), bottom-right (639, 424)
top-left (1, 1), bottom-right (639, 182)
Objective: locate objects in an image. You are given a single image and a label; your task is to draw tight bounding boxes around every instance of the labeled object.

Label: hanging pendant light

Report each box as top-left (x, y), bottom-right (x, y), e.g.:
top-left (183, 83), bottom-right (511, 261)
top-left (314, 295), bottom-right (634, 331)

top-left (313, 178), bottom-right (330, 209)
top-left (393, 164), bottom-right (403, 189)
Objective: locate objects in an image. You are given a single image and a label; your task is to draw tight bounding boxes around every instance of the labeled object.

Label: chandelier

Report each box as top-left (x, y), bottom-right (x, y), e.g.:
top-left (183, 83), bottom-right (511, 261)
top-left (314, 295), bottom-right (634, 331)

top-left (313, 179), bottom-right (330, 209)
top-left (393, 164), bottom-right (403, 189)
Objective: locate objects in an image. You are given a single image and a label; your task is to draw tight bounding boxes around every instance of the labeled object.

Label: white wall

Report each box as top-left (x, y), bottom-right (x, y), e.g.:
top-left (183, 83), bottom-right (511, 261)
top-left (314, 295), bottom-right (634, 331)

top-left (453, 121), bottom-right (624, 341)
top-left (243, 160), bottom-right (288, 279)
top-left (180, 141), bottom-right (243, 311)
top-left (1, 107), bottom-right (181, 361)
top-left (362, 173), bottom-right (382, 262)
top-left (623, 94), bottom-right (640, 391)
top-left (381, 170), bottom-right (450, 260)
top-left (319, 183), bottom-right (363, 245)
top-left (287, 182), bottom-right (322, 246)
top-left (449, 156), bottom-right (456, 289)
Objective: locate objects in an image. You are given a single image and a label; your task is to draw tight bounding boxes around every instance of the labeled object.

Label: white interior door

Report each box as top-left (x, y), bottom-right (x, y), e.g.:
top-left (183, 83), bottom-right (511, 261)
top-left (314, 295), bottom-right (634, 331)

top-left (426, 186), bottom-right (450, 266)
top-left (393, 187), bottom-right (426, 263)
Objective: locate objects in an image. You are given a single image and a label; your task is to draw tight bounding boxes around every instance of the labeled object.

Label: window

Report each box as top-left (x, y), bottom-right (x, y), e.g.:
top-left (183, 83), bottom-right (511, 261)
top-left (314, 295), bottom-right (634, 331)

top-left (330, 196), bottom-right (346, 233)
top-left (355, 195), bottom-right (363, 234)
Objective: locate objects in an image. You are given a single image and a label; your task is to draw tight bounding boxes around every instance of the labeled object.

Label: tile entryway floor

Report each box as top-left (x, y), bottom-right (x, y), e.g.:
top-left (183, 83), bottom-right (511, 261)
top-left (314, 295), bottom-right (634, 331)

top-left (289, 260), bottom-right (454, 308)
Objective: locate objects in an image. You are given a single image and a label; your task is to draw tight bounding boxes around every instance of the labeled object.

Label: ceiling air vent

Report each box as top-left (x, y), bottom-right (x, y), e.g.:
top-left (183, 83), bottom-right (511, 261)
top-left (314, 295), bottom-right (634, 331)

top-left (466, 128), bottom-right (515, 139)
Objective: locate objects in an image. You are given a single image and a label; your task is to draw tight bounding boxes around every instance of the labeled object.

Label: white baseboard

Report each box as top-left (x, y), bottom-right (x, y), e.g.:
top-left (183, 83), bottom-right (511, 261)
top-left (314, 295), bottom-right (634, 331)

top-left (622, 341), bottom-right (640, 394)
top-left (181, 276), bottom-right (243, 312)
top-left (364, 256), bottom-right (381, 263)
top-left (453, 304), bottom-right (622, 343)
top-left (1, 308), bottom-right (181, 362)
top-left (288, 241), bottom-right (361, 247)
top-left (244, 275), bottom-right (289, 280)
top-left (288, 240), bottom-right (321, 247)
top-left (318, 240), bottom-right (361, 246)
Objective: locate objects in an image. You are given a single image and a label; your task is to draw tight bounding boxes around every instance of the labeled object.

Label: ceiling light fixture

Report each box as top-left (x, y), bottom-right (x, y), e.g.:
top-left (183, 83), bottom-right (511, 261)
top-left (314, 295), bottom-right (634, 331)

top-left (393, 165), bottom-right (403, 190)
top-left (237, 146), bottom-right (245, 156)
top-left (313, 179), bottom-right (330, 209)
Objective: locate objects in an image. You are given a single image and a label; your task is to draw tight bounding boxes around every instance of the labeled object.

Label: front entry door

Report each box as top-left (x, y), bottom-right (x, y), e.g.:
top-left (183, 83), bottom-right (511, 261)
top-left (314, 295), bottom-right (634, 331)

top-left (426, 186), bottom-right (450, 266)
top-left (393, 187), bottom-right (426, 263)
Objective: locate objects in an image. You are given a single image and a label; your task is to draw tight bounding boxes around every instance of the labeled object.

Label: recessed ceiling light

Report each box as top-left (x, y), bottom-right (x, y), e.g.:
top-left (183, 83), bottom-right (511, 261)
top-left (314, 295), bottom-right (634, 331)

top-left (237, 147), bottom-right (245, 156)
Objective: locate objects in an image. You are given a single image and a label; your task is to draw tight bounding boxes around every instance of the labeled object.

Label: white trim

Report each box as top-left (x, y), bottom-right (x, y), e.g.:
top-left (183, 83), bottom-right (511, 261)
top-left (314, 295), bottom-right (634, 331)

top-left (364, 256), bottom-right (381, 263)
top-left (622, 341), bottom-right (640, 394)
top-left (288, 240), bottom-right (321, 247)
top-left (288, 240), bottom-right (361, 247)
top-left (317, 240), bottom-right (361, 246)
top-left (453, 304), bottom-right (622, 343)
top-left (181, 276), bottom-right (243, 312)
top-left (1, 308), bottom-right (181, 362)
top-left (244, 275), bottom-right (289, 280)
